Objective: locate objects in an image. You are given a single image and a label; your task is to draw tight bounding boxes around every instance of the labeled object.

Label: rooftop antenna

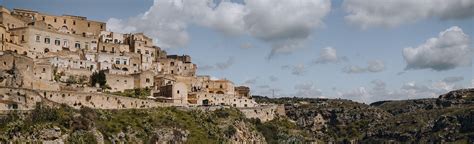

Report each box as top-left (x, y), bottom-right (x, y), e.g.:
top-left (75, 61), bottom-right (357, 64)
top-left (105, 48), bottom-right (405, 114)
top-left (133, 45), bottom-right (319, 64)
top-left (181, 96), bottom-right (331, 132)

top-left (272, 89), bottom-right (275, 98)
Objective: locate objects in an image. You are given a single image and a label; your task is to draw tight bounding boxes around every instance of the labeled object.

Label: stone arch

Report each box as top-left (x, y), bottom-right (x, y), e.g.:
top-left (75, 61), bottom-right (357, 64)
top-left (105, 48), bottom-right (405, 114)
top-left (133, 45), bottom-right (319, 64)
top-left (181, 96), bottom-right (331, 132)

top-left (216, 91), bottom-right (224, 94)
top-left (44, 48), bottom-right (50, 53)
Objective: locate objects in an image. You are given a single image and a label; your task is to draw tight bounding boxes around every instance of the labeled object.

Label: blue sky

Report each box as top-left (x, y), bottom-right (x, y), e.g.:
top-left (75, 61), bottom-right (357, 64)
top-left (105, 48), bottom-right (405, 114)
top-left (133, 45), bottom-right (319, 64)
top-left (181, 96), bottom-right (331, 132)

top-left (2, 0), bottom-right (473, 103)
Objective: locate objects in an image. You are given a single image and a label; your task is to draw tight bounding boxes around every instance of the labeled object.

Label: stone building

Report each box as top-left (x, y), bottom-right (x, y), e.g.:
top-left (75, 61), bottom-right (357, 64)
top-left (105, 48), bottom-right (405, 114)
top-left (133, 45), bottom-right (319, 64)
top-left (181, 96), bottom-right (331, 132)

top-left (0, 6), bottom-right (27, 30)
top-left (9, 21), bottom-right (98, 58)
top-left (105, 73), bottom-right (134, 92)
top-left (11, 8), bottom-right (105, 37)
top-left (0, 6), bottom-right (259, 110)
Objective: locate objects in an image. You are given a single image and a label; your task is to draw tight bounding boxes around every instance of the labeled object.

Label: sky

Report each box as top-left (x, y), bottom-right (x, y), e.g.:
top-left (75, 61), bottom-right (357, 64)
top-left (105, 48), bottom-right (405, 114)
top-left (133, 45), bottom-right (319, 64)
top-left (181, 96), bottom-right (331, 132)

top-left (2, 0), bottom-right (473, 103)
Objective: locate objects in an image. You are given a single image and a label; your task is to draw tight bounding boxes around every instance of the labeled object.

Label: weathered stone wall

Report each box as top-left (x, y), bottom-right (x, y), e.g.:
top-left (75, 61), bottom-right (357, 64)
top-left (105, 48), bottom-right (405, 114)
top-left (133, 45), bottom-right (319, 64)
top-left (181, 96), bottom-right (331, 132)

top-left (239, 105), bottom-right (279, 122)
top-left (0, 9), bottom-right (27, 30)
top-left (191, 92), bottom-right (258, 108)
top-left (0, 87), bottom-right (184, 110)
top-left (11, 8), bottom-right (105, 36)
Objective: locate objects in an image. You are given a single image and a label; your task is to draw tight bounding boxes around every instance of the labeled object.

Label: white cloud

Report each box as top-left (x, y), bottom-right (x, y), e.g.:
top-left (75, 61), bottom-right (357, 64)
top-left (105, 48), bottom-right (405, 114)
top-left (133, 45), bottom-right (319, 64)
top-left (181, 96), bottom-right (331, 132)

top-left (442, 76), bottom-right (464, 83)
top-left (198, 57), bottom-right (234, 71)
top-left (342, 60), bottom-right (385, 74)
top-left (282, 64), bottom-right (307, 76)
top-left (343, 0), bottom-right (474, 29)
top-left (337, 79), bottom-right (467, 103)
top-left (403, 26), bottom-right (472, 71)
top-left (313, 47), bottom-right (347, 64)
top-left (242, 77), bottom-right (258, 86)
top-left (294, 82), bottom-right (323, 98)
top-left (108, 0), bottom-right (331, 58)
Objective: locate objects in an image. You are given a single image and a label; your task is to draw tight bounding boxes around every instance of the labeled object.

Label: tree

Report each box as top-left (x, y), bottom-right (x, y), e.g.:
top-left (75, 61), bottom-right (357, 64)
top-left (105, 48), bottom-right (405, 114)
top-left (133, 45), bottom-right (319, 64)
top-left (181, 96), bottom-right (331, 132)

top-left (90, 70), bottom-right (106, 88)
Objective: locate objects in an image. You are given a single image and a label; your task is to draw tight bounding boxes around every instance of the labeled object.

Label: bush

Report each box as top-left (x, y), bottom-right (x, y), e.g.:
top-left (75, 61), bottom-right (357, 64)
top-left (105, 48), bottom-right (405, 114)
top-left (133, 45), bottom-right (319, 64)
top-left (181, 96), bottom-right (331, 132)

top-left (224, 125), bottom-right (237, 138)
top-left (67, 131), bottom-right (97, 144)
top-left (90, 70), bottom-right (106, 88)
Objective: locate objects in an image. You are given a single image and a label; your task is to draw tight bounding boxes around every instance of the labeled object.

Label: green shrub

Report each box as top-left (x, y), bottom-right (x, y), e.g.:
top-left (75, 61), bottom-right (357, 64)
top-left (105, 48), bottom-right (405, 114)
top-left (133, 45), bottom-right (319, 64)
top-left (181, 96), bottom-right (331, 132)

top-left (66, 131), bottom-right (97, 144)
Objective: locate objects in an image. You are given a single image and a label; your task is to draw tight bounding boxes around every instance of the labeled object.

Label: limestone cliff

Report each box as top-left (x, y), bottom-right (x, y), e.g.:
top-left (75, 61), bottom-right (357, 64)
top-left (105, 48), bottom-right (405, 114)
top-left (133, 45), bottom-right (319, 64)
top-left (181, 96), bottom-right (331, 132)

top-left (1, 89), bottom-right (474, 143)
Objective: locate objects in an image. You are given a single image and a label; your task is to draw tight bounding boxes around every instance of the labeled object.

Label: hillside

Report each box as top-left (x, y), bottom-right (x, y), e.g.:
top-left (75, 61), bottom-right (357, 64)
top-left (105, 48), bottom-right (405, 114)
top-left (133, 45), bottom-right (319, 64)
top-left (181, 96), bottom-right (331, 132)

top-left (1, 89), bottom-right (473, 143)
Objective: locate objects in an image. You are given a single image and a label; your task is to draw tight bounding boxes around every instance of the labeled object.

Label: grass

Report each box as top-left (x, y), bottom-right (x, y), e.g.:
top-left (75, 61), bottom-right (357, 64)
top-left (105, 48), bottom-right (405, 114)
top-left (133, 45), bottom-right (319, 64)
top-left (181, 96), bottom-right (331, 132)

top-left (0, 103), bottom-right (251, 143)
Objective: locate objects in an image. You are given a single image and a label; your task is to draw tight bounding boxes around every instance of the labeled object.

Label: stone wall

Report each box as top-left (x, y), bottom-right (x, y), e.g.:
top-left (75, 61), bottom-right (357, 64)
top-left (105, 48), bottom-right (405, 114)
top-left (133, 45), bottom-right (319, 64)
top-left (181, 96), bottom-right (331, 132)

top-left (105, 74), bottom-right (134, 92)
top-left (239, 105), bottom-right (279, 122)
top-left (190, 92), bottom-right (258, 108)
top-left (0, 87), bottom-right (184, 111)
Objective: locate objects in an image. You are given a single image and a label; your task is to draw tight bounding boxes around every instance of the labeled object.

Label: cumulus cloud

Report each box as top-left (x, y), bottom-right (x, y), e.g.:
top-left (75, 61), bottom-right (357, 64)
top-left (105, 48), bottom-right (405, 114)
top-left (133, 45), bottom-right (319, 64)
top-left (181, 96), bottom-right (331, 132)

top-left (403, 26), bottom-right (472, 71)
top-left (294, 82), bottom-right (323, 98)
top-left (108, 0), bottom-right (331, 58)
top-left (337, 79), bottom-right (467, 103)
top-left (282, 64), bottom-right (307, 76)
top-left (313, 47), bottom-right (347, 64)
top-left (198, 57), bottom-right (234, 71)
top-left (442, 76), bottom-right (464, 83)
top-left (343, 0), bottom-right (474, 28)
top-left (242, 77), bottom-right (259, 86)
top-left (342, 60), bottom-right (385, 74)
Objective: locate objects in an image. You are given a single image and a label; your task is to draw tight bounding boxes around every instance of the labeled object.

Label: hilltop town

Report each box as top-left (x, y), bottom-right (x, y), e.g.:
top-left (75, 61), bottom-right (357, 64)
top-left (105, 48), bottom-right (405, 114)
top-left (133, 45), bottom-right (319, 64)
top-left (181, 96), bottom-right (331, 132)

top-left (0, 6), bottom-right (279, 120)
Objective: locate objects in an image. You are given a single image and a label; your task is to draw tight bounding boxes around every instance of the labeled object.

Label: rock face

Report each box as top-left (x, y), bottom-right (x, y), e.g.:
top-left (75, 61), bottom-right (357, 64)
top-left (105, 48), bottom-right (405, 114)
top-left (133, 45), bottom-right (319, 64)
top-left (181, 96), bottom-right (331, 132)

top-left (229, 121), bottom-right (266, 143)
top-left (1, 89), bottom-right (474, 143)
top-left (254, 89), bottom-right (474, 143)
top-left (439, 88), bottom-right (474, 99)
top-left (148, 128), bottom-right (189, 144)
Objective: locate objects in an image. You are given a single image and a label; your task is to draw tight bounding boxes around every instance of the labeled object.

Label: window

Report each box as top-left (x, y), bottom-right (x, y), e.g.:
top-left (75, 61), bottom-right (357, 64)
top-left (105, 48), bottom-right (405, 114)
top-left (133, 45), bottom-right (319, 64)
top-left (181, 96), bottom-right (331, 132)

top-left (75, 42), bottom-right (80, 48)
top-left (63, 19), bottom-right (66, 24)
top-left (100, 24), bottom-right (103, 29)
top-left (145, 50), bottom-right (149, 54)
top-left (170, 62), bottom-right (174, 66)
top-left (36, 35), bottom-right (40, 42)
top-left (88, 22), bottom-right (90, 27)
top-left (146, 78), bottom-right (150, 83)
top-left (63, 40), bottom-right (69, 47)
top-left (42, 68), bottom-right (46, 72)
top-left (44, 37), bottom-right (50, 44)
top-left (115, 60), bottom-right (120, 64)
top-left (54, 18), bottom-right (57, 22)
top-left (42, 16), bottom-right (45, 21)
top-left (73, 20), bottom-right (76, 25)
top-left (54, 39), bottom-right (60, 46)
top-left (85, 42), bottom-right (89, 49)
top-left (177, 90), bottom-right (180, 94)
top-left (21, 35), bottom-right (24, 41)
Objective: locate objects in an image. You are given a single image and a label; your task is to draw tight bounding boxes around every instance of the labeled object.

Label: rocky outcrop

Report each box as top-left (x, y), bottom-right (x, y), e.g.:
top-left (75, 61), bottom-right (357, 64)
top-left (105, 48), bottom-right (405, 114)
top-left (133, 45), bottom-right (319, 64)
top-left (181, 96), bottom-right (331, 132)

top-left (148, 128), bottom-right (189, 144)
top-left (229, 121), bottom-right (266, 144)
top-left (439, 88), bottom-right (474, 99)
